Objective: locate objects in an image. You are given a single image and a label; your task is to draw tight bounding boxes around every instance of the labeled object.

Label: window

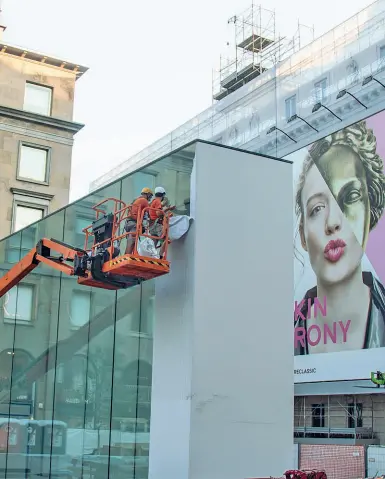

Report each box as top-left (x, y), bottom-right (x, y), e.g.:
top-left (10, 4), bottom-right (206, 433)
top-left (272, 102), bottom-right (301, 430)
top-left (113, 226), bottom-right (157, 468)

top-left (311, 403), bottom-right (325, 427)
top-left (70, 291), bottom-right (91, 328)
top-left (14, 205), bottom-right (44, 233)
top-left (346, 59), bottom-right (359, 86)
top-left (24, 82), bottom-right (52, 116)
top-left (55, 355), bottom-right (97, 426)
top-left (142, 295), bottom-right (154, 336)
top-left (314, 78), bottom-right (328, 103)
top-left (0, 349), bottom-right (34, 401)
top-left (228, 126), bottom-right (240, 146)
top-left (249, 111), bottom-right (260, 135)
top-left (11, 188), bottom-right (52, 236)
top-left (3, 284), bottom-right (34, 322)
top-left (8, 196), bottom-right (48, 262)
top-left (348, 403), bottom-right (363, 428)
top-left (18, 144), bottom-right (49, 184)
top-left (130, 295), bottom-right (153, 336)
top-left (285, 95), bottom-right (296, 120)
top-left (75, 217), bottom-right (92, 249)
top-left (379, 46), bottom-right (385, 71)
top-left (7, 220), bottom-right (40, 263)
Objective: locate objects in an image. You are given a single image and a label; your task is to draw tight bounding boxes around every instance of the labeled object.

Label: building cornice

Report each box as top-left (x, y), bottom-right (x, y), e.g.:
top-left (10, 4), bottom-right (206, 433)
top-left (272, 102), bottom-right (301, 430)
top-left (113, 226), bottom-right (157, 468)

top-left (0, 41), bottom-right (88, 80)
top-left (0, 105), bottom-right (84, 134)
top-left (10, 187), bottom-right (55, 201)
top-left (0, 121), bottom-right (74, 146)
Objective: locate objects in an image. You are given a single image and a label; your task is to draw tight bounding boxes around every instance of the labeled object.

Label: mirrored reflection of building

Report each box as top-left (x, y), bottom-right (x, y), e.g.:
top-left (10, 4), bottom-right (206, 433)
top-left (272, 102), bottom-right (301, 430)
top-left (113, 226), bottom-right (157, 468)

top-left (0, 143), bottom-right (194, 478)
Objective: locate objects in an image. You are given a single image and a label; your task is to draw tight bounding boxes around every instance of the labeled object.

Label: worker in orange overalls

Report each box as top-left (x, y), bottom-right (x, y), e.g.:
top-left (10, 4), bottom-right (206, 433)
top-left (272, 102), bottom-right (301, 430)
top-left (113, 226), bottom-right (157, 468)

top-left (149, 186), bottom-right (175, 257)
top-left (124, 187), bottom-right (154, 254)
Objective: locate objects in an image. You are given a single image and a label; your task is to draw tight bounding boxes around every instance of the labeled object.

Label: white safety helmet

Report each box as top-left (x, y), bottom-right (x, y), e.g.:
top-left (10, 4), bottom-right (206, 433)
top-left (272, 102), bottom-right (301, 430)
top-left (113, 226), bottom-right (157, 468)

top-left (155, 186), bottom-right (166, 195)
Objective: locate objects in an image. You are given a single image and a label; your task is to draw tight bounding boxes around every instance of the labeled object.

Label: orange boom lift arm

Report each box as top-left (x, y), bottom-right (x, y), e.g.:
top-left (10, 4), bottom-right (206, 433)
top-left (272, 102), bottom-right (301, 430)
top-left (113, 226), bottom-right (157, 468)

top-left (0, 198), bottom-right (171, 299)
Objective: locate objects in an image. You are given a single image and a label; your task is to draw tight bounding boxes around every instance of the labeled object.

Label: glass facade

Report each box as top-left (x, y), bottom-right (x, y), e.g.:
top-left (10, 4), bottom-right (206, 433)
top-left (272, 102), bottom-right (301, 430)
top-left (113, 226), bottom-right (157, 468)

top-left (0, 145), bottom-right (194, 478)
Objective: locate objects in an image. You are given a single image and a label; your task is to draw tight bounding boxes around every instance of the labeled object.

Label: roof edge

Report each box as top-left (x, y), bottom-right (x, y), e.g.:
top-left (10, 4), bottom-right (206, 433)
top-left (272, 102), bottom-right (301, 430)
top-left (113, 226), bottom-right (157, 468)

top-left (0, 41), bottom-right (88, 79)
top-left (0, 105), bottom-right (85, 133)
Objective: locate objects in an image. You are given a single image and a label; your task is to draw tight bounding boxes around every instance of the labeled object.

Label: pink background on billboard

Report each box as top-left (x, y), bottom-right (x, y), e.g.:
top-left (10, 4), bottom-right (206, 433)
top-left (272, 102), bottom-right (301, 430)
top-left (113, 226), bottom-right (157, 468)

top-left (365, 112), bottom-right (385, 283)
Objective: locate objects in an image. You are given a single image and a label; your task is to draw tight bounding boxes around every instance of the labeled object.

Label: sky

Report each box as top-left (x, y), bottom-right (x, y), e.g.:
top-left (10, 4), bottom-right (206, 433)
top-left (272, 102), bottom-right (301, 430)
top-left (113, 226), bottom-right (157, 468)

top-left (2, 0), bottom-right (376, 202)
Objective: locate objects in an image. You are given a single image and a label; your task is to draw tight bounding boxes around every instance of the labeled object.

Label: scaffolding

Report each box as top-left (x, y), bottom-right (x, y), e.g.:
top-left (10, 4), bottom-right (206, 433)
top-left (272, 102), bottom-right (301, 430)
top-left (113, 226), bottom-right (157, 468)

top-left (212, 3), bottom-right (314, 102)
top-left (294, 395), bottom-right (380, 442)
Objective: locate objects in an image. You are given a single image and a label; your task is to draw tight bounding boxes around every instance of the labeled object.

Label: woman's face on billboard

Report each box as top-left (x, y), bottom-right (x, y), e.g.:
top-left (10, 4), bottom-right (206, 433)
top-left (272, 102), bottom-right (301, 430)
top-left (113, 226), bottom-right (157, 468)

top-left (300, 145), bottom-right (370, 285)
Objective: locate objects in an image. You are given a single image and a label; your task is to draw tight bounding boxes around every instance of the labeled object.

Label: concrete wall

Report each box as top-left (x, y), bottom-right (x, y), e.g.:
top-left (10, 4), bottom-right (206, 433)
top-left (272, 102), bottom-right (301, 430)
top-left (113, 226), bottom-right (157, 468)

top-left (150, 142), bottom-right (294, 479)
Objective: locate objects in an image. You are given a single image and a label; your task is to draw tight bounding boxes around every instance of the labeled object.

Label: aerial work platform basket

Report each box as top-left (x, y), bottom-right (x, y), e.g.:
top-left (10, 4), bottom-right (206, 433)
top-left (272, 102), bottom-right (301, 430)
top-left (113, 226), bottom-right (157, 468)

top-left (0, 197), bottom-right (171, 298)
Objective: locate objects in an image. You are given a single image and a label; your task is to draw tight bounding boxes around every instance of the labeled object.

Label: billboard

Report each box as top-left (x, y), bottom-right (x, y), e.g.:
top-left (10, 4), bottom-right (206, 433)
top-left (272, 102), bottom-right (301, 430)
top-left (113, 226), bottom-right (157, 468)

top-left (288, 111), bottom-right (385, 382)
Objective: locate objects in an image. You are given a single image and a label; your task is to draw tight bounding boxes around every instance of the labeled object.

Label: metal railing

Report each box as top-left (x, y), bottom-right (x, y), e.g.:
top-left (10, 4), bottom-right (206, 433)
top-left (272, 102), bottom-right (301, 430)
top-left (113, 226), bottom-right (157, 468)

top-left (294, 426), bottom-right (374, 438)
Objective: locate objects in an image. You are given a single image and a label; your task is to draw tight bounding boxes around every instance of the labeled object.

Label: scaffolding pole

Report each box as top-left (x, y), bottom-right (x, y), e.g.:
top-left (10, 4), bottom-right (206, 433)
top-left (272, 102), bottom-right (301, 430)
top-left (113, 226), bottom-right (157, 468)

top-left (212, 3), bottom-right (314, 102)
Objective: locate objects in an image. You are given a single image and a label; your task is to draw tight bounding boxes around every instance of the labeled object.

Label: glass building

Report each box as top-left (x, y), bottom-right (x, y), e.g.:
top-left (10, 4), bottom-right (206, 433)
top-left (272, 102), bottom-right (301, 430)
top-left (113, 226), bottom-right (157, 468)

top-left (0, 144), bottom-right (194, 478)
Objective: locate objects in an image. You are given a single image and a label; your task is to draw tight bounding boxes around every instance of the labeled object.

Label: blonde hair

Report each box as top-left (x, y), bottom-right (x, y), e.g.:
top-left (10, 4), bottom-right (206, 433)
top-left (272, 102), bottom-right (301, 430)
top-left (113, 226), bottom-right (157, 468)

top-left (295, 120), bottom-right (385, 230)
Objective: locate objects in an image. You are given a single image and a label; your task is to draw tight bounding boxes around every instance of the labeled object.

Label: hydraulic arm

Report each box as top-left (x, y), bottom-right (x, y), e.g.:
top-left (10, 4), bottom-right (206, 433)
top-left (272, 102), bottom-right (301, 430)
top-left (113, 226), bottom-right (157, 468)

top-left (0, 238), bottom-right (87, 299)
top-left (0, 236), bottom-right (139, 300)
top-left (0, 197), bottom-right (171, 299)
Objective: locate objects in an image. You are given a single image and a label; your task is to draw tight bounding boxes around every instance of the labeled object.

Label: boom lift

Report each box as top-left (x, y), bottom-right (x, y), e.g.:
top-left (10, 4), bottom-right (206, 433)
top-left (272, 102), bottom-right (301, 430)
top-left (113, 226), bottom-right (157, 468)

top-left (0, 198), bottom-right (171, 299)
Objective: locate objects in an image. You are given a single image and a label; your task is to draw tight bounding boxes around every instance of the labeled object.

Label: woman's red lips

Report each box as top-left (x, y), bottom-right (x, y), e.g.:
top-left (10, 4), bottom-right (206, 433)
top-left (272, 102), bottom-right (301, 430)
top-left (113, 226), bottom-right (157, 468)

top-left (324, 239), bottom-right (346, 262)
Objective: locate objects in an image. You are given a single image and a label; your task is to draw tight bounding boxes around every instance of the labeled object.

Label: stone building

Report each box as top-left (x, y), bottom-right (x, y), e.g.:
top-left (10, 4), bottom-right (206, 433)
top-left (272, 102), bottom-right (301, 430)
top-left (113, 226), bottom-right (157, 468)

top-left (0, 22), bottom-right (87, 239)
